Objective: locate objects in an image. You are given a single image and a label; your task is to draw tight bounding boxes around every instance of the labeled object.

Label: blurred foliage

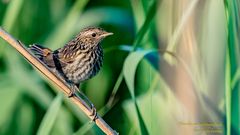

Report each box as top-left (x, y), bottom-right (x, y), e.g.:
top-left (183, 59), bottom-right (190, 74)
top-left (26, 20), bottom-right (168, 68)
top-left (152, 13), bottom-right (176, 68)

top-left (0, 0), bottom-right (239, 135)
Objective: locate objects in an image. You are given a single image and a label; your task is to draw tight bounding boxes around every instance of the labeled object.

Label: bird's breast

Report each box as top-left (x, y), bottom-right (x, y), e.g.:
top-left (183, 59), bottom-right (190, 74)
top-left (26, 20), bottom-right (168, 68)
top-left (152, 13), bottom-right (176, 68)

top-left (63, 46), bottom-right (103, 84)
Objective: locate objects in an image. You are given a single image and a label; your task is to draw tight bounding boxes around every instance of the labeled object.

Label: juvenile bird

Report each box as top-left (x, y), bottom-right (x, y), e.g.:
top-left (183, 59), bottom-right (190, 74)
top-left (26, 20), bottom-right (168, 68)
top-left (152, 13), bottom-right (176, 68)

top-left (29, 27), bottom-right (113, 97)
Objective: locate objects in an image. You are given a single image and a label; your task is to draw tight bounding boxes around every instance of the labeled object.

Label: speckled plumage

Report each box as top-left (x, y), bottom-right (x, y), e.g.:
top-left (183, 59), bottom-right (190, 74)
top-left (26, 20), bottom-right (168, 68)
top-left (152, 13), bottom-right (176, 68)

top-left (62, 45), bottom-right (103, 84)
top-left (29, 27), bottom-right (112, 87)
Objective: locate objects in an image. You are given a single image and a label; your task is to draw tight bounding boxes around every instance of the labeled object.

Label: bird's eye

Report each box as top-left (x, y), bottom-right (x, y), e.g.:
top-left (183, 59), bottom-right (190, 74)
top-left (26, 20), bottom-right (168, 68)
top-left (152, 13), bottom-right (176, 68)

top-left (92, 33), bottom-right (96, 37)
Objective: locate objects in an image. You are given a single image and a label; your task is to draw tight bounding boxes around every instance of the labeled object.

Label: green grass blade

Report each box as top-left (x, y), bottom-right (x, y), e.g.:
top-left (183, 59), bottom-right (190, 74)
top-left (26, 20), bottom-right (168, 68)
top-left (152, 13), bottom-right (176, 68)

top-left (37, 93), bottom-right (63, 135)
top-left (225, 46), bottom-right (231, 135)
top-left (4, 49), bottom-right (53, 109)
top-left (0, 0), bottom-right (24, 56)
top-left (231, 69), bottom-right (240, 89)
top-left (101, 2), bottom-right (159, 134)
top-left (45, 0), bottom-right (89, 48)
top-left (75, 7), bottom-right (132, 29)
top-left (130, 0), bottom-right (145, 30)
top-left (2, 0), bottom-right (24, 31)
top-left (0, 86), bottom-right (21, 132)
top-left (105, 1), bottom-right (158, 133)
top-left (132, 0), bottom-right (157, 49)
top-left (108, 0), bottom-right (157, 104)
top-left (224, 0), bottom-right (240, 134)
top-left (123, 50), bottom-right (158, 134)
top-left (134, 100), bottom-right (148, 135)
top-left (104, 45), bottom-right (134, 53)
top-left (123, 50), bottom-right (154, 99)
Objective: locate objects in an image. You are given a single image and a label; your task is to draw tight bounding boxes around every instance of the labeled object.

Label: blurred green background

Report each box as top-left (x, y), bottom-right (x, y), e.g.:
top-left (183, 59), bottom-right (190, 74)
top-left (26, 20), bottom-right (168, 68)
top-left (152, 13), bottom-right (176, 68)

top-left (0, 0), bottom-right (239, 135)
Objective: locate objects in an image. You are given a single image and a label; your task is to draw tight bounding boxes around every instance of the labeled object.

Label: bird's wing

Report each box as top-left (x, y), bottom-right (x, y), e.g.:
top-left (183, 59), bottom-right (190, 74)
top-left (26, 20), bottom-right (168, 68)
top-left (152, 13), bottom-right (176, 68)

top-left (29, 44), bottom-right (56, 68)
top-left (57, 40), bottom-right (86, 65)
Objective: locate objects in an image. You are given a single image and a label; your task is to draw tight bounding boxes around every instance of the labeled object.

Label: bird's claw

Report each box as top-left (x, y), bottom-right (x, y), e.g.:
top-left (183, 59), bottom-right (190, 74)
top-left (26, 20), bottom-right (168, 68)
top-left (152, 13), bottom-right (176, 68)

top-left (89, 103), bottom-right (98, 122)
top-left (68, 83), bottom-right (77, 98)
top-left (68, 90), bottom-right (76, 97)
top-left (65, 81), bottom-right (97, 121)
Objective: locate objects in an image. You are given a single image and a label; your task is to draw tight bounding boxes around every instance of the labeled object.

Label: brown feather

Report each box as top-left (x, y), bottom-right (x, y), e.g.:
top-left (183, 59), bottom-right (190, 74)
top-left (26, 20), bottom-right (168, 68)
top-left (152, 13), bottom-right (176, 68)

top-left (29, 27), bottom-right (113, 85)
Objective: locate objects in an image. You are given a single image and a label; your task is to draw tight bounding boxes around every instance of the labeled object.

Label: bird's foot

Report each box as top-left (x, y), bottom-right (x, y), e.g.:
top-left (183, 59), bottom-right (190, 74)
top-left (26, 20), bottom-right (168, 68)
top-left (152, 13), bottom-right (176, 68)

top-left (68, 83), bottom-right (77, 98)
top-left (89, 103), bottom-right (98, 122)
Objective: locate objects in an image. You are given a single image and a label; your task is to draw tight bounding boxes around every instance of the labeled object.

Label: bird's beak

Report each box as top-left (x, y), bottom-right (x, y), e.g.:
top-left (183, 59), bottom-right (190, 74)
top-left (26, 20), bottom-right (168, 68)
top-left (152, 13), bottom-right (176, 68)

top-left (101, 32), bottom-right (113, 37)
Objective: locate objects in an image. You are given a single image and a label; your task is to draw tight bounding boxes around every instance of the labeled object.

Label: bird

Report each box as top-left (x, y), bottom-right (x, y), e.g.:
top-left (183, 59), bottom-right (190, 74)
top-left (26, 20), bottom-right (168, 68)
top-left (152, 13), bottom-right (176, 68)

top-left (29, 27), bottom-right (113, 97)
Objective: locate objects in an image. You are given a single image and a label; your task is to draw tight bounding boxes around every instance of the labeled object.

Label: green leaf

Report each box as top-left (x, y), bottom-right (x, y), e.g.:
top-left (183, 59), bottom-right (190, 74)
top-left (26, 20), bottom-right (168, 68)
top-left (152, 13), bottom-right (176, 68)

top-left (123, 50), bottom-right (158, 135)
top-left (0, 0), bottom-right (24, 56)
top-left (132, 0), bottom-right (157, 49)
top-left (107, 0), bottom-right (158, 111)
top-left (231, 69), bottom-right (240, 89)
top-left (45, 6), bottom-right (132, 49)
top-left (104, 45), bottom-right (134, 53)
top-left (17, 100), bottom-right (35, 135)
top-left (45, 0), bottom-right (89, 48)
top-left (4, 51), bottom-right (53, 109)
top-left (224, 0), bottom-right (240, 134)
top-left (0, 86), bottom-right (21, 131)
top-left (37, 93), bottom-right (63, 135)
top-left (2, 0), bottom-right (24, 31)
top-left (123, 91), bottom-right (177, 135)
top-left (77, 7), bottom-right (133, 29)
top-left (225, 45), bottom-right (231, 135)
top-left (123, 50), bottom-right (156, 99)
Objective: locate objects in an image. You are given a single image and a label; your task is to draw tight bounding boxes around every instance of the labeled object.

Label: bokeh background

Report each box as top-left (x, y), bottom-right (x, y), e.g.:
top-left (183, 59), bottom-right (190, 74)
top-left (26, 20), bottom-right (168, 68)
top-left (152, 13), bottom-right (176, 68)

top-left (0, 0), bottom-right (239, 135)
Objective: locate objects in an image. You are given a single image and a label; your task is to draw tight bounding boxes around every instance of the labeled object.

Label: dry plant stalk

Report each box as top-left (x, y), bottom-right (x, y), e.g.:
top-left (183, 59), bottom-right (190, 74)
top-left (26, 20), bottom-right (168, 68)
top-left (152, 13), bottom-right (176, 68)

top-left (0, 27), bottom-right (117, 135)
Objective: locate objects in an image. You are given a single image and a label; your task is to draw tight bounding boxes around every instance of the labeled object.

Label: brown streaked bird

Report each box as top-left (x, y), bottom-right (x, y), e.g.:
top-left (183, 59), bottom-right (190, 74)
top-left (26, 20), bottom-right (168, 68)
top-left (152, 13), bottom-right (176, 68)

top-left (29, 27), bottom-right (113, 97)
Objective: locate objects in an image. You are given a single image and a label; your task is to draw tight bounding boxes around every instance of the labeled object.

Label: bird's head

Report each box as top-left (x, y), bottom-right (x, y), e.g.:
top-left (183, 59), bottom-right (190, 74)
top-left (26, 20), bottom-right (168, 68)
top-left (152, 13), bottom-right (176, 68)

top-left (77, 27), bottom-right (113, 49)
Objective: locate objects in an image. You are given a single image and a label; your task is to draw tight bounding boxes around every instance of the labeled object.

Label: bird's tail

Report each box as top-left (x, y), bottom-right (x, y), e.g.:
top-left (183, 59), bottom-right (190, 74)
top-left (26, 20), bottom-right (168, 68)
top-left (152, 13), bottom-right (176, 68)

top-left (29, 44), bottom-right (55, 67)
top-left (29, 44), bottom-right (52, 60)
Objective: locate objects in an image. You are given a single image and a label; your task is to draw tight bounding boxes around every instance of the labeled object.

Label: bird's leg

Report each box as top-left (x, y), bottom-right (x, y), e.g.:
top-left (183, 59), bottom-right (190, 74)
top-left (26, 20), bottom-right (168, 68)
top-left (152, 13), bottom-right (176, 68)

top-left (89, 103), bottom-right (98, 122)
top-left (54, 71), bottom-right (77, 98)
top-left (50, 51), bottom-right (97, 120)
top-left (77, 94), bottom-right (98, 121)
top-left (67, 83), bottom-right (79, 97)
top-left (75, 85), bottom-right (98, 121)
top-left (56, 74), bottom-right (97, 121)
top-left (68, 86), bottom-right (97, 121)
top-left (67, 81), bottom-right (77, 97)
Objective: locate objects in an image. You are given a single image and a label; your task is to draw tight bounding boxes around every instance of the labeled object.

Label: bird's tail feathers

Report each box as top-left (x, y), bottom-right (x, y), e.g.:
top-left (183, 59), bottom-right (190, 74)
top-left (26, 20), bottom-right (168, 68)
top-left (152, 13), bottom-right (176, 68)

top-left (29, 44), bottom-right (52, 59)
